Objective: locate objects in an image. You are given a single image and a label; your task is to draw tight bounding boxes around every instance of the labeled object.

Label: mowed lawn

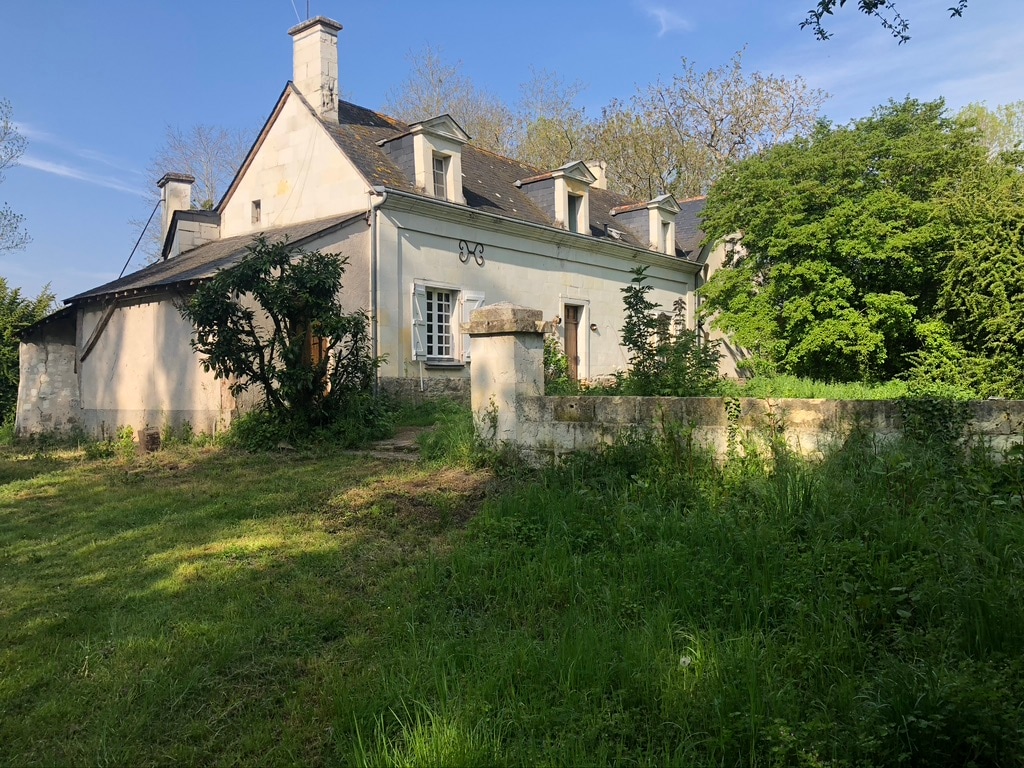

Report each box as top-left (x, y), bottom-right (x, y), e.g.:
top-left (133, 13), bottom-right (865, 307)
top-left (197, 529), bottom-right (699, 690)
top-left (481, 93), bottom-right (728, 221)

top-left (3, 431), bottom-right (1024, 766)
top-left (0, 444), bottom-right (490, 766)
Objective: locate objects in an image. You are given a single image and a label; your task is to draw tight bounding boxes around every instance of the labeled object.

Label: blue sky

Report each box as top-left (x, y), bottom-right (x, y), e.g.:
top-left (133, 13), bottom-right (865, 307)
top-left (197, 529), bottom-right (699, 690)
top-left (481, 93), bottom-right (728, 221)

top-left (2, 0), bottom-right (1022, 301)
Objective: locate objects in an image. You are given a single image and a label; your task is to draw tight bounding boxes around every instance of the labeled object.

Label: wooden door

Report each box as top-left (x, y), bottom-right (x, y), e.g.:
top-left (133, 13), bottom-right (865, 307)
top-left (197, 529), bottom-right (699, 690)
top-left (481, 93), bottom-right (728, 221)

top-left (564, 305), bottom-right (581, 381)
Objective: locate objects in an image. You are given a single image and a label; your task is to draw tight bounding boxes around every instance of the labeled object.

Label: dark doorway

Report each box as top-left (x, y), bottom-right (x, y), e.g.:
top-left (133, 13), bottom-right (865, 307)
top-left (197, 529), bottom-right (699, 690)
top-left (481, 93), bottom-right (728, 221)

top-left (564, 305), bottom-right (581, 380)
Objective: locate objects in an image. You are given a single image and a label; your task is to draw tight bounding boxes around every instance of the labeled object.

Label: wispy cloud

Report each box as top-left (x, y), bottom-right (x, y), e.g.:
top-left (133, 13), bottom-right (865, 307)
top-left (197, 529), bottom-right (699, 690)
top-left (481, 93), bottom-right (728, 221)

top-left (640, 4), bottom-right (692, 37)
top-left (14, 122), bottom-right (141, 176)
top-left (19, 154), bottom-right (146, 197)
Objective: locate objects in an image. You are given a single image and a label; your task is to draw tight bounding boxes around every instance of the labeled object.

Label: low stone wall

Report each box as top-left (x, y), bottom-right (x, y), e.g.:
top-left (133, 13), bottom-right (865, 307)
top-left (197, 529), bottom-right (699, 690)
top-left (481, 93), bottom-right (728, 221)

top-left (517, 395), bottom-right (1024, 462)
top-left (379, 376), bottom-right (471, 405)
top-left (465, 303), bottom-right (1024, 463)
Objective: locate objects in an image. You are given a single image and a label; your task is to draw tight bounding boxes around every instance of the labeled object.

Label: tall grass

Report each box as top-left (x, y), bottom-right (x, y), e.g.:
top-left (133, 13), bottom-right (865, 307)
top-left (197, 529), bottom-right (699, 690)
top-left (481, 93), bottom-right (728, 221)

top-left (354, 427), bottom-right (1024, 766)
top-left (2, 425), bottom-right (1023, 765)
top-left (719, 374), bottom-right (910, 400)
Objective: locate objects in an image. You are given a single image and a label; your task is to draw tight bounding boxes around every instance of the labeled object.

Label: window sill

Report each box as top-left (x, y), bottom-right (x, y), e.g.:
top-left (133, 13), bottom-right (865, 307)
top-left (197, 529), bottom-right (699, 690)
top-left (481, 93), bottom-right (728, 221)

top-left (424, 359), bottom-right (466, 369)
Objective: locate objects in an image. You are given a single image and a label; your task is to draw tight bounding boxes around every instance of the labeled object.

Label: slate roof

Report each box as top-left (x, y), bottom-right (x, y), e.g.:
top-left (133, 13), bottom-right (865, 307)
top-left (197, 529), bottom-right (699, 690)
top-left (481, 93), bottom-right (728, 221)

top-left (675, 197), bottom-right (708, 258)
top-left (319, 98), bottom-right (657, 248)
top-left (66, 214), bottom-right (361, 303)
top-left (70, 92), bottom-right (703, 305)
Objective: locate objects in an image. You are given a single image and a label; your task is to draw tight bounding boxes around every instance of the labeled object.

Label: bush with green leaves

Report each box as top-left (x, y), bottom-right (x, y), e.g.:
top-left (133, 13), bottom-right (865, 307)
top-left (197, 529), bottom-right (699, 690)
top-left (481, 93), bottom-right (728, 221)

top-left (543, 334), bottom-right (579, 395)
top-left (179, 236), bottom-right (385, 443)
top-left (619, 266), bottom-right (722, 396)
top-left (0, 278), bottom-right (54, 419)
top-left (700, 98), bottom-right (986, 383)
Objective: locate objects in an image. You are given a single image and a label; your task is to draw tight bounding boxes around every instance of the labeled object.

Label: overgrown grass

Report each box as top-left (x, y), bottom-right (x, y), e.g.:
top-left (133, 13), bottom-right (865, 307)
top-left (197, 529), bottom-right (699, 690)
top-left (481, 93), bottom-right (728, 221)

top-left (720, 374), bottom-right (910, 400)
top-left (2, 423), bottom-right (1023, 765)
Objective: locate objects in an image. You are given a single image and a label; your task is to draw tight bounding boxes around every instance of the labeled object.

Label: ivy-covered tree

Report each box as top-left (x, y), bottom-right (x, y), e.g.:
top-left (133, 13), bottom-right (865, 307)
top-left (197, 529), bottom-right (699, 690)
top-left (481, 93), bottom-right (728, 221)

top-left (1, 279), bottom-right (54, 418)
top-left (179, 236), bottom-right (379, 427)
top-left (700, 98), bottom-right (987, 382)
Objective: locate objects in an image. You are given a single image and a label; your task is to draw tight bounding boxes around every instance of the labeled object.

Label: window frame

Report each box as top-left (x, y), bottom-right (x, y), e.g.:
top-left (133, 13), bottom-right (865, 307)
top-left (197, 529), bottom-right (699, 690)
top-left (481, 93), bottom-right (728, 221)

top-left (411, 283), bottom-right (485, 365)
top-left (432, 154), bottom-right (450, 201)
top-left (567, 192), bottom-right (583, 233)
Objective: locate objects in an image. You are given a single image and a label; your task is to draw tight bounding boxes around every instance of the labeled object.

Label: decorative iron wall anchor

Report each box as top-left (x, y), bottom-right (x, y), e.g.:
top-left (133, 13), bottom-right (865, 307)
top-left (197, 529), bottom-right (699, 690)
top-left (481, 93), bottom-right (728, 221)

top-left (458, 239), bottom-right (485, 266)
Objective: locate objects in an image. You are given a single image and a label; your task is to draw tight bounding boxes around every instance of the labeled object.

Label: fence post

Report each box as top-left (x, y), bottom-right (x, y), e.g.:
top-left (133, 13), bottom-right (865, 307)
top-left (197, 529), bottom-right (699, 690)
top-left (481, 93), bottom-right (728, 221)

top-left (465, 303), bottom-right (546, 447)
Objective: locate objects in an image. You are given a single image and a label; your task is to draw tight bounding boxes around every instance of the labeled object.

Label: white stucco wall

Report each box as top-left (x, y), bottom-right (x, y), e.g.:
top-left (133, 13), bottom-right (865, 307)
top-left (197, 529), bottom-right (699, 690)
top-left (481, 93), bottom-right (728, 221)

top-left (76, 297), bottom-right (230, 437)
top-left (373, 204), bottom-right (697, 385)
top-left (219, 94), bottom-right (370, 238)
top-left (697, 240), bottom-right (751, 379)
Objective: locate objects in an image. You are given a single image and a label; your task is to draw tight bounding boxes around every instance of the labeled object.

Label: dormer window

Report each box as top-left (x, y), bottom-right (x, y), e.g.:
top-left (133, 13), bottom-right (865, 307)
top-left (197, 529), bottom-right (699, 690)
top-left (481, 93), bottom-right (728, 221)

top-left (610, 193), bottom-right (681, 255)
top-left (516, 161), bottom-right (598, 236)
top-left (567, 193), bottom-right (583, 233)
top-left (433, 154), bottom-right (450, 201)
top-left (379, 114), bottom-right (470, 204)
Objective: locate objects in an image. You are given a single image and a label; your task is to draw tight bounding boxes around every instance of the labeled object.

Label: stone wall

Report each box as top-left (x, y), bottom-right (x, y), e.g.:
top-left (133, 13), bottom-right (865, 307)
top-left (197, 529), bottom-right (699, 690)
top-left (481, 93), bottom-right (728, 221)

top-left (516, 395), bottom-right (1024, 462)
top-left (16, 313), bottom-right (80, 435)
top-left (467, 304), bottom-right (1024, 463)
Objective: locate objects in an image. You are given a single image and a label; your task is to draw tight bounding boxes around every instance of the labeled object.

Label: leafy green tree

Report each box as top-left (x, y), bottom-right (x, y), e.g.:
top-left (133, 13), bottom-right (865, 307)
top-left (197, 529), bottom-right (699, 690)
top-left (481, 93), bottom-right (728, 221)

top-left (179, 236), bottom-right (379, 428)
top-left (1, 279), bottom-right (54, 417)
top-left (931, 158), bottom-right (1024, 397)
top-left (700, 98), bottom-right (986, 382)
top-left (959, 101), bottom-right (1024, 158)
top-left (620, 266), bottom-right (721, 396)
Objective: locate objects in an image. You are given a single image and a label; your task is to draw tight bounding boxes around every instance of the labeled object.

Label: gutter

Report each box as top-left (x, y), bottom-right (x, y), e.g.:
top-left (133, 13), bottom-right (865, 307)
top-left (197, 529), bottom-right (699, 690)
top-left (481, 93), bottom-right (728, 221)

top-left (373, 187), bottom-right (702, 274)
top-left (368, 187), bottom-right (388, 393)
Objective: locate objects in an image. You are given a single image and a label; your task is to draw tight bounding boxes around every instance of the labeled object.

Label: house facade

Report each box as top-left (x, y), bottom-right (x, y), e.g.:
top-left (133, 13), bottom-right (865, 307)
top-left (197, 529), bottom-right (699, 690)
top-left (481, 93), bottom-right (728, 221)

top-left (16, 17), bottom-right (727, 438)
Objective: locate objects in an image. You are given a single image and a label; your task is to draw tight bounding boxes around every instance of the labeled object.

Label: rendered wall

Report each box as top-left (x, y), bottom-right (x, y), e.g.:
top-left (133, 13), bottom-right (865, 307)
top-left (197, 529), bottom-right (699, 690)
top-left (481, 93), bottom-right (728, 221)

top-left (220, 94), bottom-right (370, 238)
top-left (16, 314), bottom-right (80, 435)
top-left (697, 240), bottom-right (751, 379)
top-left (374, 206), bottom-right (697, 387)
top-left (77, 297), bottom-right (230, 437)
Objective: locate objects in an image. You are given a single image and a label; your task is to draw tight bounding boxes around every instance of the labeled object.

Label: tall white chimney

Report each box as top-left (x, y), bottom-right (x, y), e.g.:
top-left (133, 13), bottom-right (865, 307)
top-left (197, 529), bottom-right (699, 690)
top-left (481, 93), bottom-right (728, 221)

top-left (289, 16), bottom-right (342, 120)
top-left (156, 173), bottom-right (194, 252)
top-left (585, 160), bottom-right (608, 190)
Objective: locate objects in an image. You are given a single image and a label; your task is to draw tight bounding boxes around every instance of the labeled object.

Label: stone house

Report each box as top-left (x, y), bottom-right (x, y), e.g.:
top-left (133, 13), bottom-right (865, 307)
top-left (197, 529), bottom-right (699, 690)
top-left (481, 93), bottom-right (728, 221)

top-left (16, 16), bottom-right (729, 438)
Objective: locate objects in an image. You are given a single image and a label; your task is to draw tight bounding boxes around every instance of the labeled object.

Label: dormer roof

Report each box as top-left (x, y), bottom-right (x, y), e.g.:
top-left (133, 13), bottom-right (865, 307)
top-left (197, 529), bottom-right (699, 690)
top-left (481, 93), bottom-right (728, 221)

top-left (611, 193), bottom-right (681, 216)
top-left (222, 88), bottom-right (697, 259)
top-left (378, 113), bottom-right (472, 147)
top-left (515, 160), bottom-right (598, 187)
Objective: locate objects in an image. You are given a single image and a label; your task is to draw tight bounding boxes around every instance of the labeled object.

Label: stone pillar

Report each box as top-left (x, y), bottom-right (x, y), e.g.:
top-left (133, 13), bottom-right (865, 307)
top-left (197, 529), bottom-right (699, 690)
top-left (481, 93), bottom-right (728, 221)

top-left (465, 303), bottom-right (546, 446)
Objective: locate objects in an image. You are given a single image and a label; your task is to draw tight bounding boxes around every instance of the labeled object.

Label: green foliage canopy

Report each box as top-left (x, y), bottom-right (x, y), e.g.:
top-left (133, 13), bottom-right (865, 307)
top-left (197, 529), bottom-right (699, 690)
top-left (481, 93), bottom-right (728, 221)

top-left (700, 98), bottom-right (988, 382)
top-left (179, 236), bottom-right (378, 426)
top-left (931, 159), bottom-right (1024, 397)
top-left (1, 278), bottom-right (54, 417)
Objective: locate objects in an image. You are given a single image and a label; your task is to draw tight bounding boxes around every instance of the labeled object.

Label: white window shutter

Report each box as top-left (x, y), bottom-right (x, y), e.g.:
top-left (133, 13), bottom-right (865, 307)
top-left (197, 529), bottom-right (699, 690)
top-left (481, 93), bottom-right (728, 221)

top-left (461, 291), bottom-right (485, 362)
top-left (411, 283), bottom-right (427, 360)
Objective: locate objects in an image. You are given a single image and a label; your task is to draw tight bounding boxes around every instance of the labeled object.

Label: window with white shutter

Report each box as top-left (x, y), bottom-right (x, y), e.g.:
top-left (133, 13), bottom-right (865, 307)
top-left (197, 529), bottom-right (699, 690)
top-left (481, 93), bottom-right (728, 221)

top-left (461, 291), bottom-right (485, 362)
top-left (412, 282), bottom-right (481, 363)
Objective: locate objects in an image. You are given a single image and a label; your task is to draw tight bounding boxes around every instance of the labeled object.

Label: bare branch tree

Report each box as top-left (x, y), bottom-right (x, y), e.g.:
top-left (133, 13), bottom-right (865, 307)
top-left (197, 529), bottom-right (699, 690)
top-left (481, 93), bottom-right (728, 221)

top-left (131, 123), bottom-right (253, 261)
top-left (0, 100), bottom-right (30, 254)
top-left (588, 51), bottom-right (825, 201)
top-left (801, 0), bottom-right (968, 43)
top-left (384, 45), bottom-right (517, 157)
